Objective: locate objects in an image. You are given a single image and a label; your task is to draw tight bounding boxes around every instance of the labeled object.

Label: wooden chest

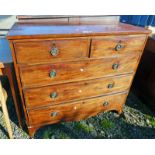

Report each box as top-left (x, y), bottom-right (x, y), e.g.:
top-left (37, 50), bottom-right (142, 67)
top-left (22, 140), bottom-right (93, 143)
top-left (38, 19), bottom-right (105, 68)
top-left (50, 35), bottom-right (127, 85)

top-left (7, 21), bottom-right (150, 137)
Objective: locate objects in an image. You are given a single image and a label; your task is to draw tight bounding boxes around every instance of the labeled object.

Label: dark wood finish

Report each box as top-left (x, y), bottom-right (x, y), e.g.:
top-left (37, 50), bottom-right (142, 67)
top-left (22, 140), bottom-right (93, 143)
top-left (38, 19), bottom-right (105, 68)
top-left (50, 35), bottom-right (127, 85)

top-left (133, 37), bottom-right (155, 110)
top-left (24, 74), bottom-right (133, 109)
top-left (7, 19), bottom-right (150, 137)
top-left (14, 38), bottom-right (89, 64)
top-left (91, 35), bottom-right (146, 58)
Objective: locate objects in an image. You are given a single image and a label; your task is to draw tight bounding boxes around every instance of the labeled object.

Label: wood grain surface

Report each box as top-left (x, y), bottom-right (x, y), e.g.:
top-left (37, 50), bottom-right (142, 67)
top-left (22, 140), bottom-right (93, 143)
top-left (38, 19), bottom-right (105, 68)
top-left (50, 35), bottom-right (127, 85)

top-left (20, 53), bottom-right (140, 88)
top-left (24, 74), bottom-right (133, 109)
top-left (28, 92), bottom-right (127, 126)
top-left (91, 35), bottom-right (146, 57)
top-left (14, 38), bottom-right (90, 64)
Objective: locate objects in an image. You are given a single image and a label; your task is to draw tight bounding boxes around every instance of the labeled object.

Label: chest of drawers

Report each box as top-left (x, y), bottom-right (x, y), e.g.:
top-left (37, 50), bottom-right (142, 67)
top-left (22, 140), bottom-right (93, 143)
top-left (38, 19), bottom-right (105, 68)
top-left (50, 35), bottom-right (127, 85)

top-left (7, 22), bottom-right (150, 137)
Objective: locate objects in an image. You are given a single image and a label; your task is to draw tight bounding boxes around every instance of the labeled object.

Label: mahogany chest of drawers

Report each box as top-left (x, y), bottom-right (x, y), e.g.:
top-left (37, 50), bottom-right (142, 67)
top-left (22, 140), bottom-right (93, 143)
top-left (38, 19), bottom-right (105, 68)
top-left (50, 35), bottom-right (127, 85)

top-left (7, 22), bottom-right (150, 137)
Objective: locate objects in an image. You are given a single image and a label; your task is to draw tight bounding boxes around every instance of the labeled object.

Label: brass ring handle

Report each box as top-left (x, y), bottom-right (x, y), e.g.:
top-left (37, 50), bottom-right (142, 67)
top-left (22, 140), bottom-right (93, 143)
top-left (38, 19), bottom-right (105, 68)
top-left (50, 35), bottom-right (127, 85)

top-left (51, 111), bottom-right (58, 117)
top-left (50, 92), bottom-right (58, 99)
top-left (115, 43), bottom-right (123, 51)
top-left (103, 101), bottom-right (109, 106)
top-left (107, 83), bottom-right (114, 89)
top-left (49, 70), bottom-right (56, 78)
top-left (112, 63), bottom-right (119, 70)
top-left (50, 47), bottom-right (59, 56)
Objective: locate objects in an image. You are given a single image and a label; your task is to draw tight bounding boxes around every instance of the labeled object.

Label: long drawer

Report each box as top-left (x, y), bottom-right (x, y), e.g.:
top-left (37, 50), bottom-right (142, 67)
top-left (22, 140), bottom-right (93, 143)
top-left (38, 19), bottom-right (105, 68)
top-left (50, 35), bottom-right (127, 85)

top-left (90, 35), bottom-right (146, 58)
top-left (20, 54), bottom-right (140, 88)
top-left (24, 74), bottom-right (133, 109)
top-left (14, 38), bottom-right (90, 64)
top-left (28, 92), bottom-right (127, 126)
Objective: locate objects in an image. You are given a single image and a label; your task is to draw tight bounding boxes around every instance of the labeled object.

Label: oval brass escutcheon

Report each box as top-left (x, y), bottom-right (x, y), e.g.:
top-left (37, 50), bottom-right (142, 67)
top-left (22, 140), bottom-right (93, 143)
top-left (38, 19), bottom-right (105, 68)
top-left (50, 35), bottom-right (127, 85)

top-left (50, 47), bottom-right (59, 56)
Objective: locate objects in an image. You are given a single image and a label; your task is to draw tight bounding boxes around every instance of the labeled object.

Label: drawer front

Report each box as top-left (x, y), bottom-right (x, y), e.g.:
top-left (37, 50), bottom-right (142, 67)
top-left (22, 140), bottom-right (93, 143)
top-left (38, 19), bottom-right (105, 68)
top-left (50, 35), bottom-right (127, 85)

top-left (14, 38), bottom-right (89, 64)
top-left (28, 92), bottom-right (127, 126)
top-left (20, 54), bottom-right (139, 88)
top-left (24, 74), bottom-right (133, 109)
top-left (91, 35), bottom-right (146, 58)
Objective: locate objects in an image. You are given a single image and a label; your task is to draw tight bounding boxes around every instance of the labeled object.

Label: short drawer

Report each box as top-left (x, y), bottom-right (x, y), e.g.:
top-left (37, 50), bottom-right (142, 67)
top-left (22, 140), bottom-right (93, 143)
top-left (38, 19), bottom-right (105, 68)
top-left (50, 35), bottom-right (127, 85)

top-left (14, 38), bottom-right (90, 64)
top-left (20, 53), bottom-right (139, 88)
top-left (24, 74), bottom-right (133, 109)
top-left (90, 35), bottom-right (146, 58)
top-left (28, 92), bottom-right (127, 126)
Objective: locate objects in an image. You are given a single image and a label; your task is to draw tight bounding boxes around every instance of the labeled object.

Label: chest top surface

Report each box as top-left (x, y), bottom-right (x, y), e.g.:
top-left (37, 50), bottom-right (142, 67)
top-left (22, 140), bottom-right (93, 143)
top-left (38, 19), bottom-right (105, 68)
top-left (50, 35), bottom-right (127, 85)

top-left (7, 22), bottom-right (150, 40)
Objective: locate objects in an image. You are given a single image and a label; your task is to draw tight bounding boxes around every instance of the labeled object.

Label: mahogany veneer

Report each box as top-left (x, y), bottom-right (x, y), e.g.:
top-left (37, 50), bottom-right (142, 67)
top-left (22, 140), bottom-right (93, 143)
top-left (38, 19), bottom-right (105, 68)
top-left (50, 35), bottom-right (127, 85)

top-left (28, 92), bottom-right (127, 127)
top-left (7, 21), bottom-right (150, 137)
top-left (24, 74), bottom-right (133, 109)
top-left (14, 38), bottom-right (90, 64)
top-left (20, 53), bottom-right (139, 88)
